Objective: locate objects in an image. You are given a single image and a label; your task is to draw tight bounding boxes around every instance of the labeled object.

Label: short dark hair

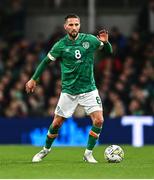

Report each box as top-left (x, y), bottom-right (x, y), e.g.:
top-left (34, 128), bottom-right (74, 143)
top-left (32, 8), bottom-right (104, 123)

top-left (64, 14), bottom-right (80, 22)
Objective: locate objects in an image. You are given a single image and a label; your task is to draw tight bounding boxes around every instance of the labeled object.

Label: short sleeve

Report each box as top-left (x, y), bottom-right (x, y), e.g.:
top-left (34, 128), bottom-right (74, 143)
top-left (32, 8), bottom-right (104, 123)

top-left (48, 41), bottom-right (62, 60)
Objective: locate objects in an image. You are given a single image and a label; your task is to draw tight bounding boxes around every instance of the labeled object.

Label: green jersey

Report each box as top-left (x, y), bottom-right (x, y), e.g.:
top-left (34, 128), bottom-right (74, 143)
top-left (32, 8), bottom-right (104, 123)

top-left (48, 33), bottom-right (102, 95)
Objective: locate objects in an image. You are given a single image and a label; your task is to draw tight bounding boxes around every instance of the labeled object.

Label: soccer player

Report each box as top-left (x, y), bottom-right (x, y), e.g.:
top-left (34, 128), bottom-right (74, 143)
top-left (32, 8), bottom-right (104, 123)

top-left (25, 14), bottom-right (112, 163)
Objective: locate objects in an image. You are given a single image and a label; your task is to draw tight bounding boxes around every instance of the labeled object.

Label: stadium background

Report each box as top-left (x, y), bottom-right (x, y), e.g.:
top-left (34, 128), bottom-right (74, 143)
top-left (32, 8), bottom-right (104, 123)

top-left (0, 0), bottom-right (154, 147)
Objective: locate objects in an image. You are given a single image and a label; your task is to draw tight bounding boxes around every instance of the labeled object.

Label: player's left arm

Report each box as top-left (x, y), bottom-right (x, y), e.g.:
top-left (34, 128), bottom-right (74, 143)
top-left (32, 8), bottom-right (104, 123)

top-left (97, 29), bottom-right (113, 54)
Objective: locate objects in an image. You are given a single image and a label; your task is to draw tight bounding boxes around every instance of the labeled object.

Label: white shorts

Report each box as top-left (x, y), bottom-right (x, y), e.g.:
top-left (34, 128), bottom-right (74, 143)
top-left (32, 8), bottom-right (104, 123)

top-left (55, 89), bottom-right (103, 118)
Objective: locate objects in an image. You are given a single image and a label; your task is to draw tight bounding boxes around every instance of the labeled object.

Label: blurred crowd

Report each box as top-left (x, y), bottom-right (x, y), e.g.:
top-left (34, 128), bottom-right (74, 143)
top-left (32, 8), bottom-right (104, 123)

top-left (0, 0), bottom-right (154, 118)
top-left (95, 27), bottom-right (154, 118)
top-left (0, 27), bottom-right (153, 118)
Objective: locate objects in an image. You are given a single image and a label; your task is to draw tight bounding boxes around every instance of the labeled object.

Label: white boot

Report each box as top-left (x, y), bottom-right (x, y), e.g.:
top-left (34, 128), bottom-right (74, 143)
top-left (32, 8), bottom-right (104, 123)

top-left (32, 147), bottom-right (51, 162)
top-left (83, 149), bottom-right (98, 163)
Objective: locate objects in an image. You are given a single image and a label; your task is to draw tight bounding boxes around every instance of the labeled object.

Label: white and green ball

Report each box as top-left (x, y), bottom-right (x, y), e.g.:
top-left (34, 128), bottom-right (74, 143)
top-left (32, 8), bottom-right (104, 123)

top-left (104, 145), bottom-right (124, 163)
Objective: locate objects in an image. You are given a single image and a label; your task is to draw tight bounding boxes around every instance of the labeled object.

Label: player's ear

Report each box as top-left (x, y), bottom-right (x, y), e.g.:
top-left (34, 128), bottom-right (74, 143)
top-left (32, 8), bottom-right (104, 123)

top-left (64, 23), bottom-right (67, 30)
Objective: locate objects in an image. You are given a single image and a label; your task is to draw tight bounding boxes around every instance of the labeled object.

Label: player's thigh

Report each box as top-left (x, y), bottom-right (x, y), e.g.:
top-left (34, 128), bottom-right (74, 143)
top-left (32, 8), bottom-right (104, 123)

top-left (79, 89), bottom-right (103, 115)
top-left (55, 93), bottom-right (78, 118)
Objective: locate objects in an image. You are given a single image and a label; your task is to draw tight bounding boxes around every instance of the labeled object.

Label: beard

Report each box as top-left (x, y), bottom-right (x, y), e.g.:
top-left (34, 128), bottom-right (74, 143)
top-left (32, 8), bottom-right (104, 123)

top-left (69, 31), bottom-right (78, 39)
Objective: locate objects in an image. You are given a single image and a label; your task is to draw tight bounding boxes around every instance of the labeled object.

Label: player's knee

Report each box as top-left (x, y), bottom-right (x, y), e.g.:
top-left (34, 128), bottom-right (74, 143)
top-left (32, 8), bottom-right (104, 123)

top-left (52, 116), bottom-right (65, 128)
top-left (52, 120), bottom-right (63, 128)
top-left (52, 122), bottom-right (61, 128)
top-left (94, 117), bottom-right (104, 127)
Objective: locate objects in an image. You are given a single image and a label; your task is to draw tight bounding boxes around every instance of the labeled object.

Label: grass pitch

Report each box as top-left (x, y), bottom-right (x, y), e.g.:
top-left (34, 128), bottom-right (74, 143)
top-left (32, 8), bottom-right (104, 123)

top-left (0, 145), bottom-right (154, 179)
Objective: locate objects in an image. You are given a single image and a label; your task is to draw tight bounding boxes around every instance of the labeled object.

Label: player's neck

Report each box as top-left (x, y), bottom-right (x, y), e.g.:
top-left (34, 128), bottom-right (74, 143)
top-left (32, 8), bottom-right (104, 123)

top-left (68, 33), bottom-right (79, 41)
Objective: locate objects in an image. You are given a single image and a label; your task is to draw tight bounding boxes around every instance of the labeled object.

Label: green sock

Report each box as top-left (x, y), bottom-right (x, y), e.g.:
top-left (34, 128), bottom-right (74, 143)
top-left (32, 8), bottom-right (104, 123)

top-left (87, 125), bottom-right (102, 150)
top-left (45, 124), bottom-right (59, 149)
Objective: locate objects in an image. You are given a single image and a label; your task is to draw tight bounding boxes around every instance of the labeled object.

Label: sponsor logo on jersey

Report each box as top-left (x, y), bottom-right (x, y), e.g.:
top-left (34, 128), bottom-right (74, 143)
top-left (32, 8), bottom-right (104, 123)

top-left (65, 48), bottom-right (70, 52)
top-left (82, 42), bottom-right (90, 49)
top-left (75, 60), bottom-right (82, 63)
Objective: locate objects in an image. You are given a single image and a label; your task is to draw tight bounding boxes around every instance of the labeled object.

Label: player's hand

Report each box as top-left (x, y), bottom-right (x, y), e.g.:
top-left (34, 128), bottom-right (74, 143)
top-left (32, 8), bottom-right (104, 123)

top-left (25, 79), bottom-right (37, 93)
top-left (97, 29), bottom-right (108, 42)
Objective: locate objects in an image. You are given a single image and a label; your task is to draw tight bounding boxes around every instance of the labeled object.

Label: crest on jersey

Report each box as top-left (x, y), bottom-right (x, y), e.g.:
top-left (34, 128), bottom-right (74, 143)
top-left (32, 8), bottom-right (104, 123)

top-left (82, 42), bottom-right (90, 49)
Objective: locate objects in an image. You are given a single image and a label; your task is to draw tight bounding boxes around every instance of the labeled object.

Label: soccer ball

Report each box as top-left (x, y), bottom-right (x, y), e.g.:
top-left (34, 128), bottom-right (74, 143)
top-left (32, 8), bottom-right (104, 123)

top-left (104, 145), bottom-right (124, 163)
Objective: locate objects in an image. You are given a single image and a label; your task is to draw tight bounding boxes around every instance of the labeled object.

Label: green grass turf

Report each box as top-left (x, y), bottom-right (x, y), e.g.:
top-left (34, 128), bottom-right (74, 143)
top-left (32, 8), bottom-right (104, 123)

top-left (0, 145), bottom-right (154, 179)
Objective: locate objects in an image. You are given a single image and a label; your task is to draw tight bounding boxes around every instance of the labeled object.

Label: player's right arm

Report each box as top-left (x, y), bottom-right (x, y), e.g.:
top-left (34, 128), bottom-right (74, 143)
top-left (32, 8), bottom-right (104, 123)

top-left (25, 56), bottom-right (52, 93)
top-left (25, 41), bottom-right (62, 93)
